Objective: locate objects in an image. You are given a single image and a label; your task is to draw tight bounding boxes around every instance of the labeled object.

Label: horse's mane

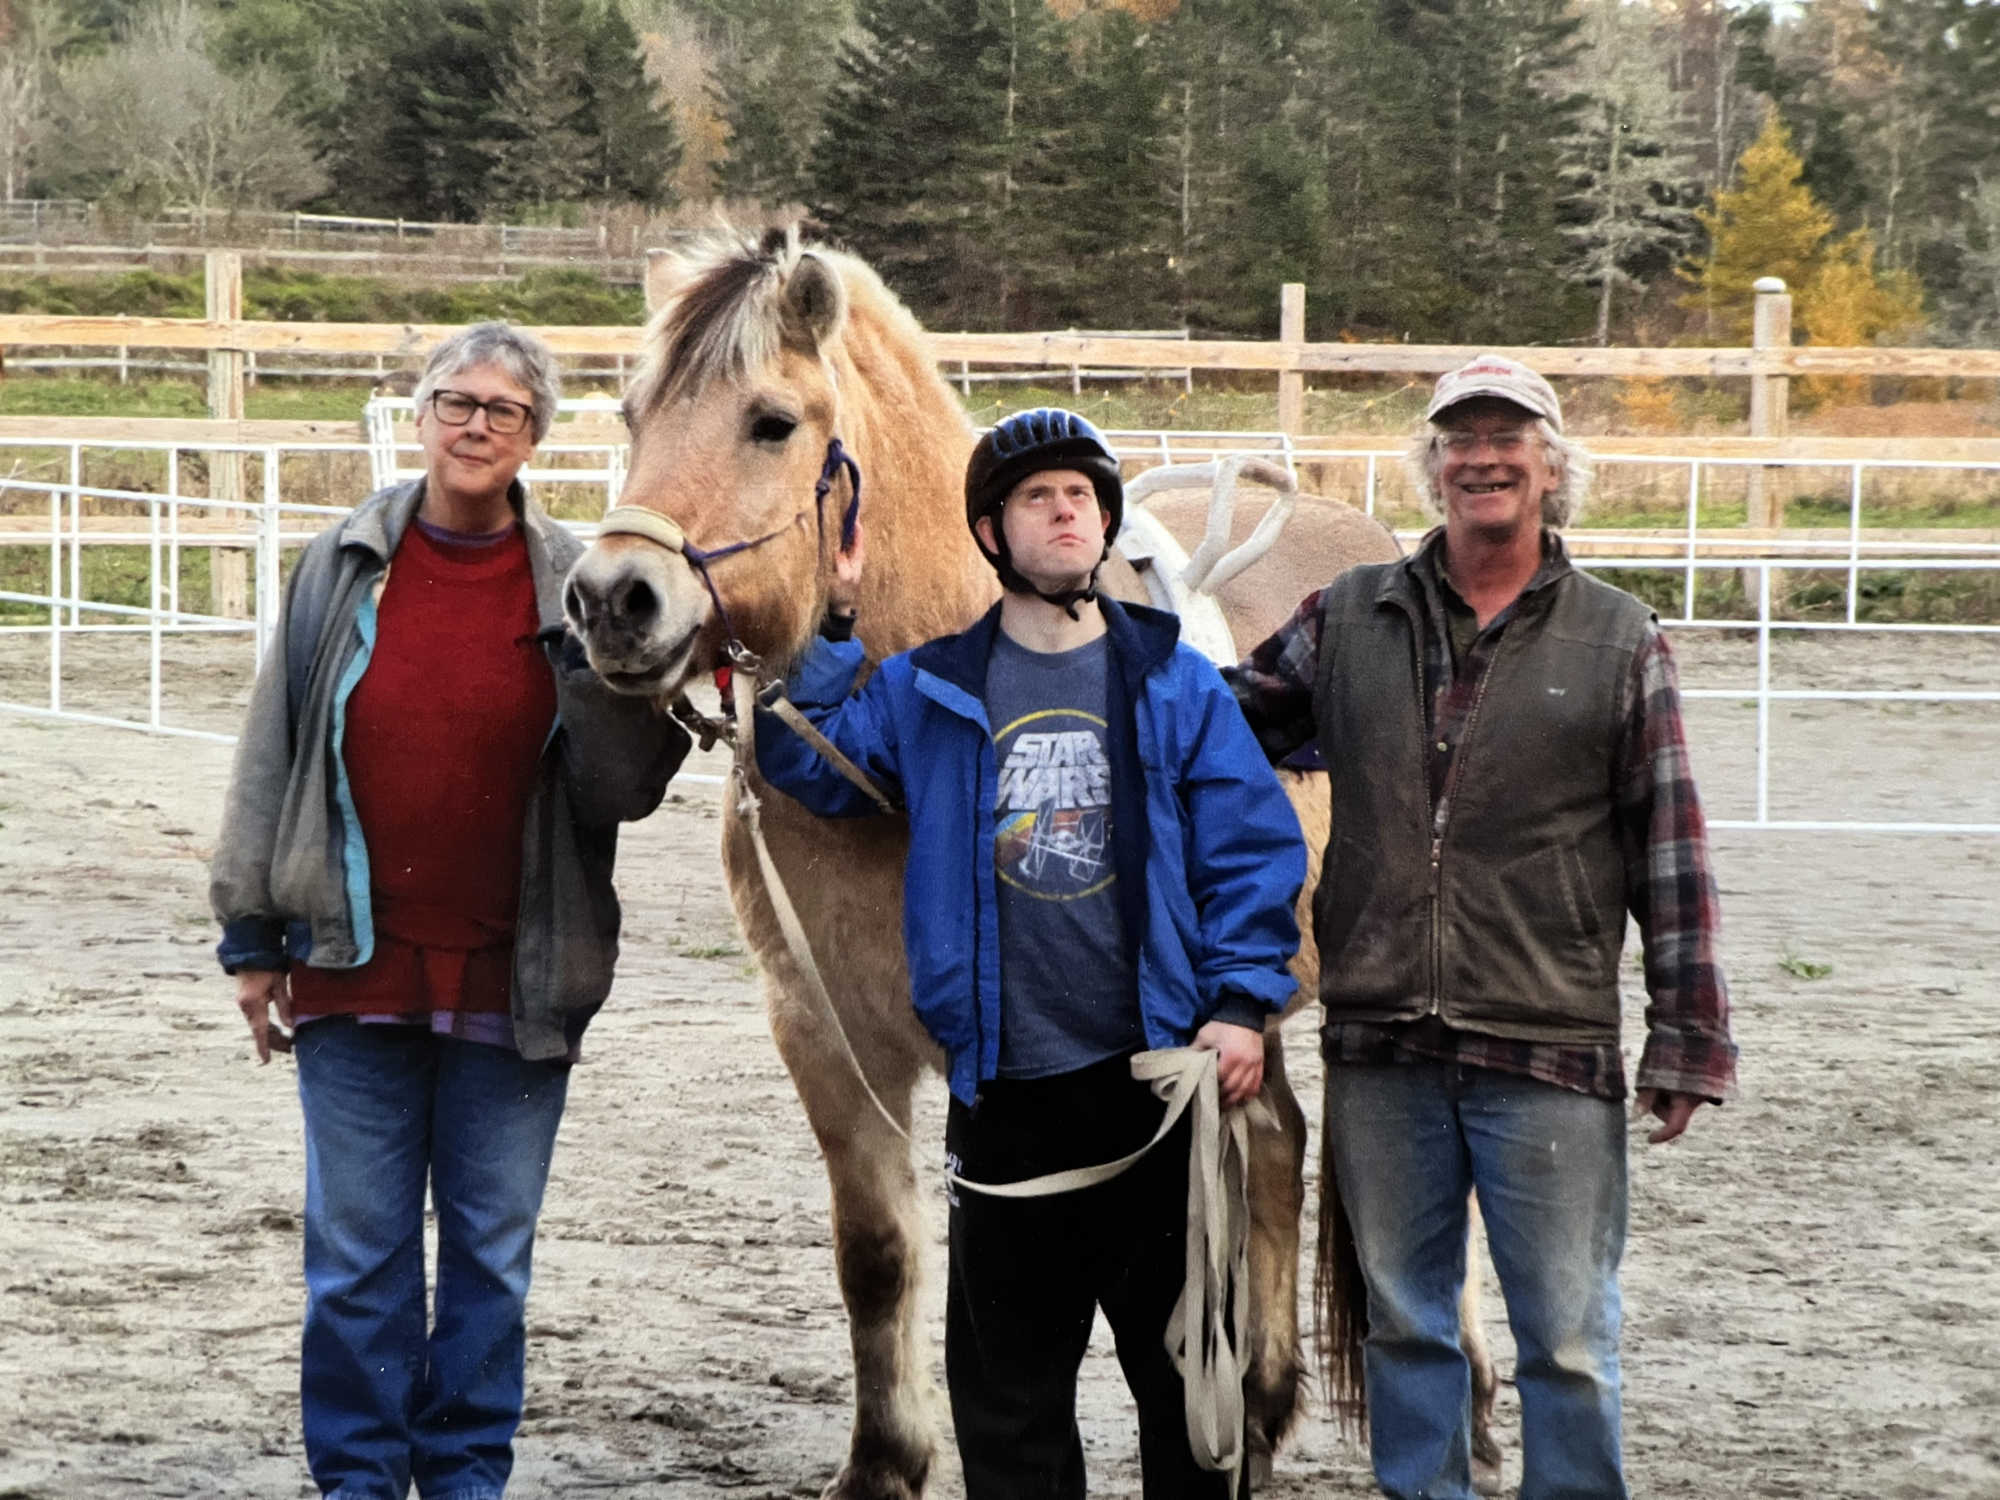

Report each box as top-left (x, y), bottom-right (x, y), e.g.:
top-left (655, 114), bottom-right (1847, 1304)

top-left (630, 225), bottom-right (924, 416)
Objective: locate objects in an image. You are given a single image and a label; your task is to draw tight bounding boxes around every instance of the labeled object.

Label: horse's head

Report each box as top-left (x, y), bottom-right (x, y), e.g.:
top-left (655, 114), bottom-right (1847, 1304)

top-left (565, 229), bottom-right (857, 698)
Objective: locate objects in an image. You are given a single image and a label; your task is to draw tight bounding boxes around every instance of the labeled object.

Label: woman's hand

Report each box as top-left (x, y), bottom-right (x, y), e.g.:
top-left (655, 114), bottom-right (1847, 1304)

top-left (235, 969), bottom-right (294, 1063)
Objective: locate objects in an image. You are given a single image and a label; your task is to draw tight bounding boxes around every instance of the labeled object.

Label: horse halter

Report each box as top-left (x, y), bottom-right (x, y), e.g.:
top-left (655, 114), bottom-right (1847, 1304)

top-left (595, 436), bottom-right (862, 650)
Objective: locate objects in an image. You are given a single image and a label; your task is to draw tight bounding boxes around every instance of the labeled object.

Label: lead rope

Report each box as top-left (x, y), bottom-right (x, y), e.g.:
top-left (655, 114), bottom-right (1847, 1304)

top-left (727, 656), bottom-right (910, 1142)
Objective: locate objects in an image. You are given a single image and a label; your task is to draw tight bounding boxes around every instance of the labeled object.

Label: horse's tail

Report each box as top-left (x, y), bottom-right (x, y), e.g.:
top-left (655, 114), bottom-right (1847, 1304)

top-left (1312, 1083), bottom-right (1368, 1437)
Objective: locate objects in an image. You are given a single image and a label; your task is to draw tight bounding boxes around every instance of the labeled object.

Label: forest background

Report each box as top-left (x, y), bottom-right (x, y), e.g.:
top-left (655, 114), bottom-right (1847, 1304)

top-left (0, 0), bottom-right (1995, 358)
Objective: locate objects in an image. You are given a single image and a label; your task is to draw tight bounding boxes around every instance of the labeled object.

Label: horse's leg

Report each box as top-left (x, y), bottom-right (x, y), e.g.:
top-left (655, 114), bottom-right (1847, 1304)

top-left (767, 974), bottom-right (935, 1500)
top-left (820, 1101), bottom-right (932, 1500)
top-left (1462, 1194), bottom-right (1503, 1494)
top-left (726, 809), bottom-right (936, 1500)
top-left (1243, 1020), bottom-right (1307, 1485)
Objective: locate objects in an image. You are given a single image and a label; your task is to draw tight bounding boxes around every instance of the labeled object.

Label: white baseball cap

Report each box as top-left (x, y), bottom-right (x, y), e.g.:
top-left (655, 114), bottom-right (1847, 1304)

top-left (1425, 354), bottom-right (1563, 432)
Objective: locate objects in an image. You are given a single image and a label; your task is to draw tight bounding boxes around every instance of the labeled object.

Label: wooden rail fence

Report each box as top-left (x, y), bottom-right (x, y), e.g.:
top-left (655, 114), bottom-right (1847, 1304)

top-left (7, 254), bottom-right (2000, 543)
top-left (11, 307), bottom-right (2000, 378)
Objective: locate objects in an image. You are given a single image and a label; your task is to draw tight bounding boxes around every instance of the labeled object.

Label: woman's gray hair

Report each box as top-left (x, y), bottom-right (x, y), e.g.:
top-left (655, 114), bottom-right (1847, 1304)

top-left (1406, 417), bottom-right (1594, 528)
top-left (413, 321), bottom-right (562, 443)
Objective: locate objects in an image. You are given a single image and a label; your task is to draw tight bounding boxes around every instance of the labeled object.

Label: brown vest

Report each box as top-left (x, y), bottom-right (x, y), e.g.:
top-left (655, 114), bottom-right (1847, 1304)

top-left (1311, 552), bottom-right (1654, 1043)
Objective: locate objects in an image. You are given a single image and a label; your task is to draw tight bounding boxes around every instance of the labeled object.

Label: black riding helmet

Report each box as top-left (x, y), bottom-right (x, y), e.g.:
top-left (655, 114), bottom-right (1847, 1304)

top-left (964, 408), bottom-right (1125, 616)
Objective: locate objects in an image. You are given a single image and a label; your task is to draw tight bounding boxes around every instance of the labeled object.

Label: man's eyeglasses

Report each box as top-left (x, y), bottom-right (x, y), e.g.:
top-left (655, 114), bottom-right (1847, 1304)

top-left (429, 389), bottom-right (534, 436)
top-left (1441, 428), bottom-right (1531, 455)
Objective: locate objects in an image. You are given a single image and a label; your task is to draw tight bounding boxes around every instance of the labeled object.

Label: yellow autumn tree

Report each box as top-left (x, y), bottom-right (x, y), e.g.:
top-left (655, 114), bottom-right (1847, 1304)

top-left (1797, 228), bottom-right (1926, 405)
top-left (1684, 112), bottom-right (1832, 341)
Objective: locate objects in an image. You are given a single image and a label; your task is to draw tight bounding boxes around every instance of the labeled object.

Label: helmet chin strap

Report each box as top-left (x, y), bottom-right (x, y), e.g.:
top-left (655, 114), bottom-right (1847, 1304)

top-left (989, 536), bottom-right (1105, 621)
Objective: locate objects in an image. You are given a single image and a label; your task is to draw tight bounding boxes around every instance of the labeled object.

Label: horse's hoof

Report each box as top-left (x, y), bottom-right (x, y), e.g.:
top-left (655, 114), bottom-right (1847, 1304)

top-left (1248, 1446), bottom-right (1274, 1490)
top-left (1245, 1351), bottom-right (1304, 1457)
top-left (1470, 1434), bottom-right (1505, 1497)
top-left (819, 1459), bottom-right (925, 1500)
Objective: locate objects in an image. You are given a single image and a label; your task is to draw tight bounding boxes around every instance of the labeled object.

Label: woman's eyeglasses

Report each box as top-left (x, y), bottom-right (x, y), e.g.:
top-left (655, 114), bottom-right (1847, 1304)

top-left (429, 389), bottom-right (534, 436)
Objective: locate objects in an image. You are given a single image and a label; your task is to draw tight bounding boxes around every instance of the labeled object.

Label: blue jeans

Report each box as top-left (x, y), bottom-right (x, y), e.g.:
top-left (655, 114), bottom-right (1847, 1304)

top-left (295, 1018), bottom-right (570, 1500)
top-left (1325, 1060), bottom-right (1627, 1500)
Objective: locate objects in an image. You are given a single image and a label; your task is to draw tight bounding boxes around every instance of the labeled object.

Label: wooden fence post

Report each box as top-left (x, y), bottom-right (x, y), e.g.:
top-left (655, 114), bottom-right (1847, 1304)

top-left (205, 249), bottom-right (249, 619)
top-left (1278, 283), bottom-right (1306, 439)
top-left (1748, 275), bottom-right (1792, 530)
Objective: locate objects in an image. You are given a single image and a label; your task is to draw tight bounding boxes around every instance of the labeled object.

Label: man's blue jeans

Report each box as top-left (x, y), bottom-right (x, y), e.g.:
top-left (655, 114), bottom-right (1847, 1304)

top-left (295, 1018), bottom-right (570, 1500)
top-left (1325, 1060), bottom-right (1628, 1500)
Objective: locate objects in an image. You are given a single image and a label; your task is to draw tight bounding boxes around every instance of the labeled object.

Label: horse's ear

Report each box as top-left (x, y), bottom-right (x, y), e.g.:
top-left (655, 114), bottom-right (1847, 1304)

top-left (782, 252), bottom-right (846, 355)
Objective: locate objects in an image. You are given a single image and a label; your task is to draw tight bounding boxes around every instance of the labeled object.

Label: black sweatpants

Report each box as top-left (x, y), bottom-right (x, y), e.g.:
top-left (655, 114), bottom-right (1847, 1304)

top-left (944, 1054), bottom-right (1239, 1500)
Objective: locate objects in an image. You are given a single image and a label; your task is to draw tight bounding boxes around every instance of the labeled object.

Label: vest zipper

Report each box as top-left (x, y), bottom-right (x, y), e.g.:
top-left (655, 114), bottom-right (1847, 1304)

top-left (1424, 617), bottom-right (1506, 1019)
top-left (1407, 615), bottom-right (1443, 1015)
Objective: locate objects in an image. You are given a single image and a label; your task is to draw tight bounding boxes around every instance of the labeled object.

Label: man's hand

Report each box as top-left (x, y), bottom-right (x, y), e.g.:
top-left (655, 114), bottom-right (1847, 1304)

top-left (1634, 1088), bottom-right (1704, 1144)
top-left (1193, 1019), bottom-right (1264, 1108)
top-left (235, 969), bottom-right (294, 1064)
top-left (829, 515), bottom-right (866, 614)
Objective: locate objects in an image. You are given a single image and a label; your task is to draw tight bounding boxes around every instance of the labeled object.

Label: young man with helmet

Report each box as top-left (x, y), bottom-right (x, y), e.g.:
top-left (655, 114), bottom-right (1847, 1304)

top-left (755, 408), bottom-right (1305, 1498)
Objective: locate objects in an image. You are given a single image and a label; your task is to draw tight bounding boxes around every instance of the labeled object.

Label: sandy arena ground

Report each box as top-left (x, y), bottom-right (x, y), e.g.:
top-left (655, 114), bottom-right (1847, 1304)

top-left (1, 626), bottom-right (1997, 1499)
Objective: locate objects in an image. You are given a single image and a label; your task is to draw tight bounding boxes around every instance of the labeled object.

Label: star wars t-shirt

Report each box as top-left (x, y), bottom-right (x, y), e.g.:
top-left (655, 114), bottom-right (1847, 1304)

top-left (985, 631), bottom-right (1142, 1078)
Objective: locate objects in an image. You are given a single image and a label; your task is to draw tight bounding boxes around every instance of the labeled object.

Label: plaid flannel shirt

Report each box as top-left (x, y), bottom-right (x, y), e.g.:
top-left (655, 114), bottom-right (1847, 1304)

top-left (1229, 530), bottom-right (1737, 1104)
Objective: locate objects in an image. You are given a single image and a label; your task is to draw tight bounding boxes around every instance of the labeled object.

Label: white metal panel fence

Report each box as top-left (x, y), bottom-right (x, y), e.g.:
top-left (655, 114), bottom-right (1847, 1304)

top-left (3, 421), bottom-right (1996, 833)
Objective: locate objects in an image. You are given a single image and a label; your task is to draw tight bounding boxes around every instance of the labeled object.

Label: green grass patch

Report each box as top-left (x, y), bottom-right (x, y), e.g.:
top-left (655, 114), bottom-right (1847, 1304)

top-left (674, 938), bottom-right (744, 960)
top-left (1780, 489), bottom-right (2000, 529)
top-left (960, 379), bottom-right (1429, 436)
top-left (0, 265), bottom-right (646, 326)
top-left (0, 377), bottom-right (210, 419)
top-left (1593, 561), bottom-right (2000, 625)
top-left (1778, 948), bottom-right (1834, 981)
top-left (0, 542), bottom-right (221, 624)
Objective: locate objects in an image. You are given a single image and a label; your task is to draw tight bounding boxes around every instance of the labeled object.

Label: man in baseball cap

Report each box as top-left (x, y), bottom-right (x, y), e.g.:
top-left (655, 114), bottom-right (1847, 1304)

top-left (1424, 351), bottom-right (1565, 430)
top-left (1226, 350), bottom-right (1736, 1497)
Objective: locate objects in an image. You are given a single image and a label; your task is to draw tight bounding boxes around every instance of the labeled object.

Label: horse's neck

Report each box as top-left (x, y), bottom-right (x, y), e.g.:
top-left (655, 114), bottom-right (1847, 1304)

top-left (838, 339), bottom-right (997, 654)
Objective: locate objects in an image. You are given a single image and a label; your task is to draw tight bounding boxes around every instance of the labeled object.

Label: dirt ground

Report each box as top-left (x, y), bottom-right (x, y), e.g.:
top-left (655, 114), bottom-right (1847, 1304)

top-left (1, 627), bottom-right (1997, 1500)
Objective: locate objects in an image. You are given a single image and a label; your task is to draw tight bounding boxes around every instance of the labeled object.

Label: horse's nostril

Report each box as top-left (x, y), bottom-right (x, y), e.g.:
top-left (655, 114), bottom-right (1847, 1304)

top-left (564, 579), bottom-right (588, 629)
top-left (618, 578), bottom-right (659, 628)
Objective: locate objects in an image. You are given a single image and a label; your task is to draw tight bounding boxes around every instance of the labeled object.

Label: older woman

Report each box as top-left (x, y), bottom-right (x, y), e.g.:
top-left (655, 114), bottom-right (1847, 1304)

top-left (211, 322), bottom-right (689, 1499)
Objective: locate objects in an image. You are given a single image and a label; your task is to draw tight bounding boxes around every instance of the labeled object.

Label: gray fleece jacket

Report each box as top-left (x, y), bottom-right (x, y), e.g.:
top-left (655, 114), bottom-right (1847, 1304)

top-left (209, 479), bottom-right (689, 1060)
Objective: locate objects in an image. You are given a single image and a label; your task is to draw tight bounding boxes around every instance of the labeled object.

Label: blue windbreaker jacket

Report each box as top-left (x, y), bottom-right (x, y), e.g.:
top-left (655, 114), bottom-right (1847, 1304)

top-left (755, 597), bottom-right (1306, 1104)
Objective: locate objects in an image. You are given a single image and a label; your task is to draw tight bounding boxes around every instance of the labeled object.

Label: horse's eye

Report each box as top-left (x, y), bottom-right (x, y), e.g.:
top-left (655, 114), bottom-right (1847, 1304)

top-left (750, 413), bottom-right (798, 445)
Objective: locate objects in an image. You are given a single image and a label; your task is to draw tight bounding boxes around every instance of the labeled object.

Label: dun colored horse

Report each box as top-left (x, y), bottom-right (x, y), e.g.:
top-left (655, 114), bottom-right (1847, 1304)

top-left (562, 227), bottom-right (1495, 1498)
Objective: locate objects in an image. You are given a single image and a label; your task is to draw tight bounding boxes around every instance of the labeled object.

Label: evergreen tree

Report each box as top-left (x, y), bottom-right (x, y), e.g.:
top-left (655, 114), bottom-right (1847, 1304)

top-left (1152, 0), bottom-right (1332, 335)
top-left (977, 0), bottom-right (1072, 323)
top-left (1369, 0), bottom-right (1588, 342)
top-left (1685, 111), bottom-right (1831, 341)
top-left (1561, 0), bottom-right (1701, 344)
top-left (1952, 175), bottom-right (2000, 344)
top-left (576, 0), bottom-right (678, 204)
top-left (1874, 0), bottom-right (2000, 339)
top-left (1292, 0), bottom-right (1440, 337)
top-left (1652, 0), bottom-right (1771, 228)
top-left (1011, 4), bottom-right (1175, 327)
top-left (339, 0), bottom-right (512, 220)
top-left (710, 0), bottom-right (846, 204)
top-left (488, 0), bottom-right (593, 212)
top-left (1729, 1), bottom-right (1865, 223)
top-left (810, 0), bottom-right (1023, 327)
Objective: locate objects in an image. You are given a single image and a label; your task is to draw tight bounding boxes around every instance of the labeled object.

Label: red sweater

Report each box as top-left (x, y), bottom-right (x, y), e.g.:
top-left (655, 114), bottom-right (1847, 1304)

top-left (289, 521), bottom-right (556, 1017)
